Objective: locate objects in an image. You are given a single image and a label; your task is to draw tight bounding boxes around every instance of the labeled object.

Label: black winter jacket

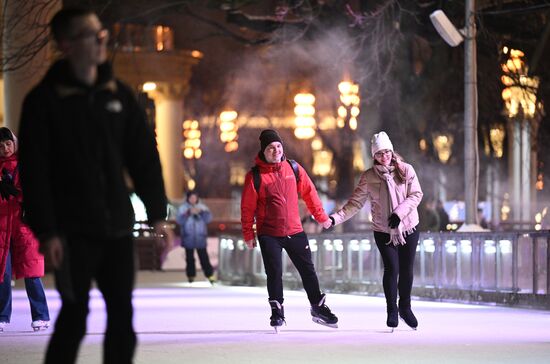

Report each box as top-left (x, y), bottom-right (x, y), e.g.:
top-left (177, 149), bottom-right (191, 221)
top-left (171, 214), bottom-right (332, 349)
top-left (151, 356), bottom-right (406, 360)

top-left (18, 60), bottom-right (167, 241)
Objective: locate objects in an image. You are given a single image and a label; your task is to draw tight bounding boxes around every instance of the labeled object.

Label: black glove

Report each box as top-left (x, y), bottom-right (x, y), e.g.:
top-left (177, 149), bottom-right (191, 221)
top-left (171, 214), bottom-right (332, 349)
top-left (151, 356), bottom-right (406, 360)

top-left (388, 213), bottom-right (401, 229)
top-left (0, 169), bottom-right (20, 200)
top-left (0, 181), bottom-right (18, 200)
top-left (0, 182), bottom-right (9, 200)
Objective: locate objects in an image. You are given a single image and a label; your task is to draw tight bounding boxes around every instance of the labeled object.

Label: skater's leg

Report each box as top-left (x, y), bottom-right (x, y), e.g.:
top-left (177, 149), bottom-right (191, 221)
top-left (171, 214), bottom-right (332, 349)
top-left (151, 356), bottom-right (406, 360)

top-left (45, 238), bottom-right (95, 364)
top-left (96, 236), bottom-right (136, 364)
top-left (24, 277), bottom-right (50, 323)
top-left (397, 229), bottom-right (419, 307)
top-left (398, 229), bottom-right (420, 329)
top-left (282, 233), bottom-right (337, 327)
top-left (282, 232), bottom-right (322, 305)
top-left (374, 231), bottom-right (400, 327)
top-left (0, 252), bottom-right (13, 324)
top-left (258, 235), bottom-right (284, 304)
top-left (185, 248), bottom-right (196, 282)
top-left (196, 248), bottom-right (214, 278)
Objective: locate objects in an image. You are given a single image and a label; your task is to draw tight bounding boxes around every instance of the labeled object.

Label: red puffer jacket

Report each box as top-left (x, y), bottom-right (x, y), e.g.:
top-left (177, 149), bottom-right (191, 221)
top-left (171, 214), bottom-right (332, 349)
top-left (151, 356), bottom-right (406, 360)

top-left (0, 155), bottom-right (44, 283)
top-left (241, 155), bottom-right (329, 241)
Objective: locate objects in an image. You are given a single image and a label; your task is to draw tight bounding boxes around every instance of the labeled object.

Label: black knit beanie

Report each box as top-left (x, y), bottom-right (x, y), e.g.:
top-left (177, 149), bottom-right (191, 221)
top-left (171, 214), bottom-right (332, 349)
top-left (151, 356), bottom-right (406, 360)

top-left (259, 129), bottom-right (283, 153)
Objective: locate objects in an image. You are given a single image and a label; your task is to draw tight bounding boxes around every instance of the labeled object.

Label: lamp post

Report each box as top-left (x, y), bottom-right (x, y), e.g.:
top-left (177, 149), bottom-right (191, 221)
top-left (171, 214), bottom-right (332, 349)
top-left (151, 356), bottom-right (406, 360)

top-left (501, 47), bottom-right (543, 228)
top-left (430, 0), bottom-right (479, 228)
top-left (463, 0), bottom-right (478, 226)
top-left (489, 124), bottom-right (505, 227)
top-left (433, 133), bottom-right (454, 202)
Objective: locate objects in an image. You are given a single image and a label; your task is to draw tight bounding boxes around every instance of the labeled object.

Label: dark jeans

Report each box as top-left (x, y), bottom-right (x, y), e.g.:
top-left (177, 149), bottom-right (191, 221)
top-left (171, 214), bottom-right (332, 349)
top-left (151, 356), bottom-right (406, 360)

top-left (185, 248), bottom-right (213, 278)
top-left (259, 231), bottom-right (322, 305)
top-left (45, 236), bottom-right (136, 364)
top-left (373, 229), bottom-right (420, 310)
top-left (0, 251), bottom-right (50, 322)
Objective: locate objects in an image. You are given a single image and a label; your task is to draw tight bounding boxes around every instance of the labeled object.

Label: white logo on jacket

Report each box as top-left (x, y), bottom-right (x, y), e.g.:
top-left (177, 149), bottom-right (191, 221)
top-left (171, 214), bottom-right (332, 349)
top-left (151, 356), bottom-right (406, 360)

top-left (105, 100), bottom-right (123, 113)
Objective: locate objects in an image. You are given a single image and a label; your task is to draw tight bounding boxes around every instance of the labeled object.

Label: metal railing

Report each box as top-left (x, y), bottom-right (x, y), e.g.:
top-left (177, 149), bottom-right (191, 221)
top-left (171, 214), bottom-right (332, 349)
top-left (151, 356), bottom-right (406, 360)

top-left (218, 231), bottom-right (550, 309)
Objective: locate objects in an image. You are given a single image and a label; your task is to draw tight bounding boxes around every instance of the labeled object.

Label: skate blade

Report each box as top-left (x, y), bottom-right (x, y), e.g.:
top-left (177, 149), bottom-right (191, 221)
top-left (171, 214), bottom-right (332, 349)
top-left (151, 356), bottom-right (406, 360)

top-left (399, 317), bottom-right (417, 330)
top-left (32, 326), bottom-right (49, 332)
top-left (312, 317), bottom-right (338, 329)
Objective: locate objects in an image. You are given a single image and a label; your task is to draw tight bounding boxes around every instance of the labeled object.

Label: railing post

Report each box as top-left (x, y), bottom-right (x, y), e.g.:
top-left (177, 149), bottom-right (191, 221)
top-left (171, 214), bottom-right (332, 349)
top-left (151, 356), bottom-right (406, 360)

top-left (495, 236), bottom-right (501, 291)
top-left (456, 237), bottom-right (462, 287)
top-left (358, 242), bottom-right (364, 282)
top-left (533, 236), bottom-right (539, 294)
top-left (420, 236), bottom-right (426, 285)
top-left (512, 234), bottom-right (519, 292)
top-left (346, 239), bottom-right (352, 281)
top-left (546, 235), bottom-right (550, 294)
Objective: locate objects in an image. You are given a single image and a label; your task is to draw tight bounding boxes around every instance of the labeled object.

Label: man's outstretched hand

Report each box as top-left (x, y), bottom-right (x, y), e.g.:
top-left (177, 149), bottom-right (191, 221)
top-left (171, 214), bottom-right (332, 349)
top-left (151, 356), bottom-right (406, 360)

top-left (245, 239), bottom-right (257, 249)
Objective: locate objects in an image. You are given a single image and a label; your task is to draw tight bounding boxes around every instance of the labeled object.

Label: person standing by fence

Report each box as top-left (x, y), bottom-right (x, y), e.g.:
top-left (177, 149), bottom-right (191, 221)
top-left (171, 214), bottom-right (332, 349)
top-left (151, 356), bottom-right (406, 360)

top-left (176, 191), bottom-right (215, 284)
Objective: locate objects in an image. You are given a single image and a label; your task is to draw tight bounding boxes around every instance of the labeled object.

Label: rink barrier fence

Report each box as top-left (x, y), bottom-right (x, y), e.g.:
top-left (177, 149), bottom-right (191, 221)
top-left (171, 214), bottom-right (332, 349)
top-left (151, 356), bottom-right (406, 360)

top-left (217, 231), bottom-right (550, 310)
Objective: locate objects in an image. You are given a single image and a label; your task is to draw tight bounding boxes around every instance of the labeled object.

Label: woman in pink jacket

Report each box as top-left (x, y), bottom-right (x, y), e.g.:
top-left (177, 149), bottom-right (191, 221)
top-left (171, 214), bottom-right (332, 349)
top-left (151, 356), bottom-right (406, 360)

top-left (329, 131), bottom-right (423, 331)
top-left (0, 127), bottom-right (50, 332)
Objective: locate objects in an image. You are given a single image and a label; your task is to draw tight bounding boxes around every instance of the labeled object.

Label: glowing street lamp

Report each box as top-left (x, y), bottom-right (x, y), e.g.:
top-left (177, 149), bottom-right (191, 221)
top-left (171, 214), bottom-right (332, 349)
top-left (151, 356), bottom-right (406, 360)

top-left (489, 124), bottom-right (505, 158)
top-left (337, 81), bottom-right (360, 130)
top-left (182, 119), bottom-right (202, 159)
top-left (433, 134), bottom-right (453, 164)
top-left (501, 47), bottom-right (541, 119)
top-left (294, 93), bottom-right (316, 139)
top-left (219, 110), bottom-right (239, 152)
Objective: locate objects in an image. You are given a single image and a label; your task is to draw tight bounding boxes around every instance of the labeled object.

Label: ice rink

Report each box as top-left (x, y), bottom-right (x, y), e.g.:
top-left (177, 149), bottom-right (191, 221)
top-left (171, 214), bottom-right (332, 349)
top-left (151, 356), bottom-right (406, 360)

top-left (1, 271), bottom-right (549, 364)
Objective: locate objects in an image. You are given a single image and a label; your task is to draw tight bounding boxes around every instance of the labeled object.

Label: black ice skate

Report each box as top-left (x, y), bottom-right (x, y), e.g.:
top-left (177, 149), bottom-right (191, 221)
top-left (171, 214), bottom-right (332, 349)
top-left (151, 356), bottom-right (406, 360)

top-left (310, 294), bottom-right (338, 328)
top-left (386, 308), bottom-right (398, 332)
top-left (269, 300), bottom-right (286, 333)
top-left (398, 307), bottom-right (418, 330)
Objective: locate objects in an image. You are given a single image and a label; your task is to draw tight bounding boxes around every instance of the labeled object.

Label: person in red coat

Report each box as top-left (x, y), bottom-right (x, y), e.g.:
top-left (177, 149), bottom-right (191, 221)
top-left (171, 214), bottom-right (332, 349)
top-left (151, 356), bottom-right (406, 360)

top-left (0, 127), bottom-right (50, 332)
top-left (240, 129), bottom-right (338, 331)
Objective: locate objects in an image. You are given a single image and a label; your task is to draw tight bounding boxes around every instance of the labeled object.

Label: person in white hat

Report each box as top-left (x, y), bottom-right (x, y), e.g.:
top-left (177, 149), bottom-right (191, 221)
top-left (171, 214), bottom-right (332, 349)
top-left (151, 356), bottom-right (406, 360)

top-left (327, 131), bottom-right (423, 331)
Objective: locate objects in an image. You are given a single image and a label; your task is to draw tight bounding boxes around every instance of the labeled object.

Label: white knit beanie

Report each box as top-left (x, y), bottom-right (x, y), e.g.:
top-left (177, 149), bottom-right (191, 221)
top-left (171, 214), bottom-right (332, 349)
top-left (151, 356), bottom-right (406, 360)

top-left (371, 131), bottom-right (394, 157)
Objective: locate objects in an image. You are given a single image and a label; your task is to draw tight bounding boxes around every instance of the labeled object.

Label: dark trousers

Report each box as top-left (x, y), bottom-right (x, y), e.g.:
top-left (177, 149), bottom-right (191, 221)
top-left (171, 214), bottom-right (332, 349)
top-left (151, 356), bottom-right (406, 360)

top-left (259, 231), bottom-right (322, 305)
top-left (0, 251), bottom-right (50, 322)
top-left (185, 248), bottom-right (214, 278)
top-left (45, 236), bottom-right (136, 364)
top-left (373, 229), bottom-right (420, 310)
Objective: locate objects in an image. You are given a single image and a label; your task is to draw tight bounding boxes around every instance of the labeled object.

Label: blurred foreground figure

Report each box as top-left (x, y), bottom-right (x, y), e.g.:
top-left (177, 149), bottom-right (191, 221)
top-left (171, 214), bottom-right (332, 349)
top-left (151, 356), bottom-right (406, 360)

top-left (18, 7), bottom-right (172, 364)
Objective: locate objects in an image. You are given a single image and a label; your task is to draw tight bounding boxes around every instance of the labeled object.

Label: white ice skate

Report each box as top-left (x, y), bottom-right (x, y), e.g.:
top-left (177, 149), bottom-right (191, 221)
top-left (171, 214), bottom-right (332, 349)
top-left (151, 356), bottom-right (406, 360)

top-left (31, 320), bottom-right (50, 332)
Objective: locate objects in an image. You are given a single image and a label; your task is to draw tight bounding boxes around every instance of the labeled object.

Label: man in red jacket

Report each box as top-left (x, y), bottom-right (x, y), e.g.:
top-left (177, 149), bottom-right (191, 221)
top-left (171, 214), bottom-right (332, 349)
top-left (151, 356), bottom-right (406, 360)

top-left (241, 129), bottom-right (338, 331)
